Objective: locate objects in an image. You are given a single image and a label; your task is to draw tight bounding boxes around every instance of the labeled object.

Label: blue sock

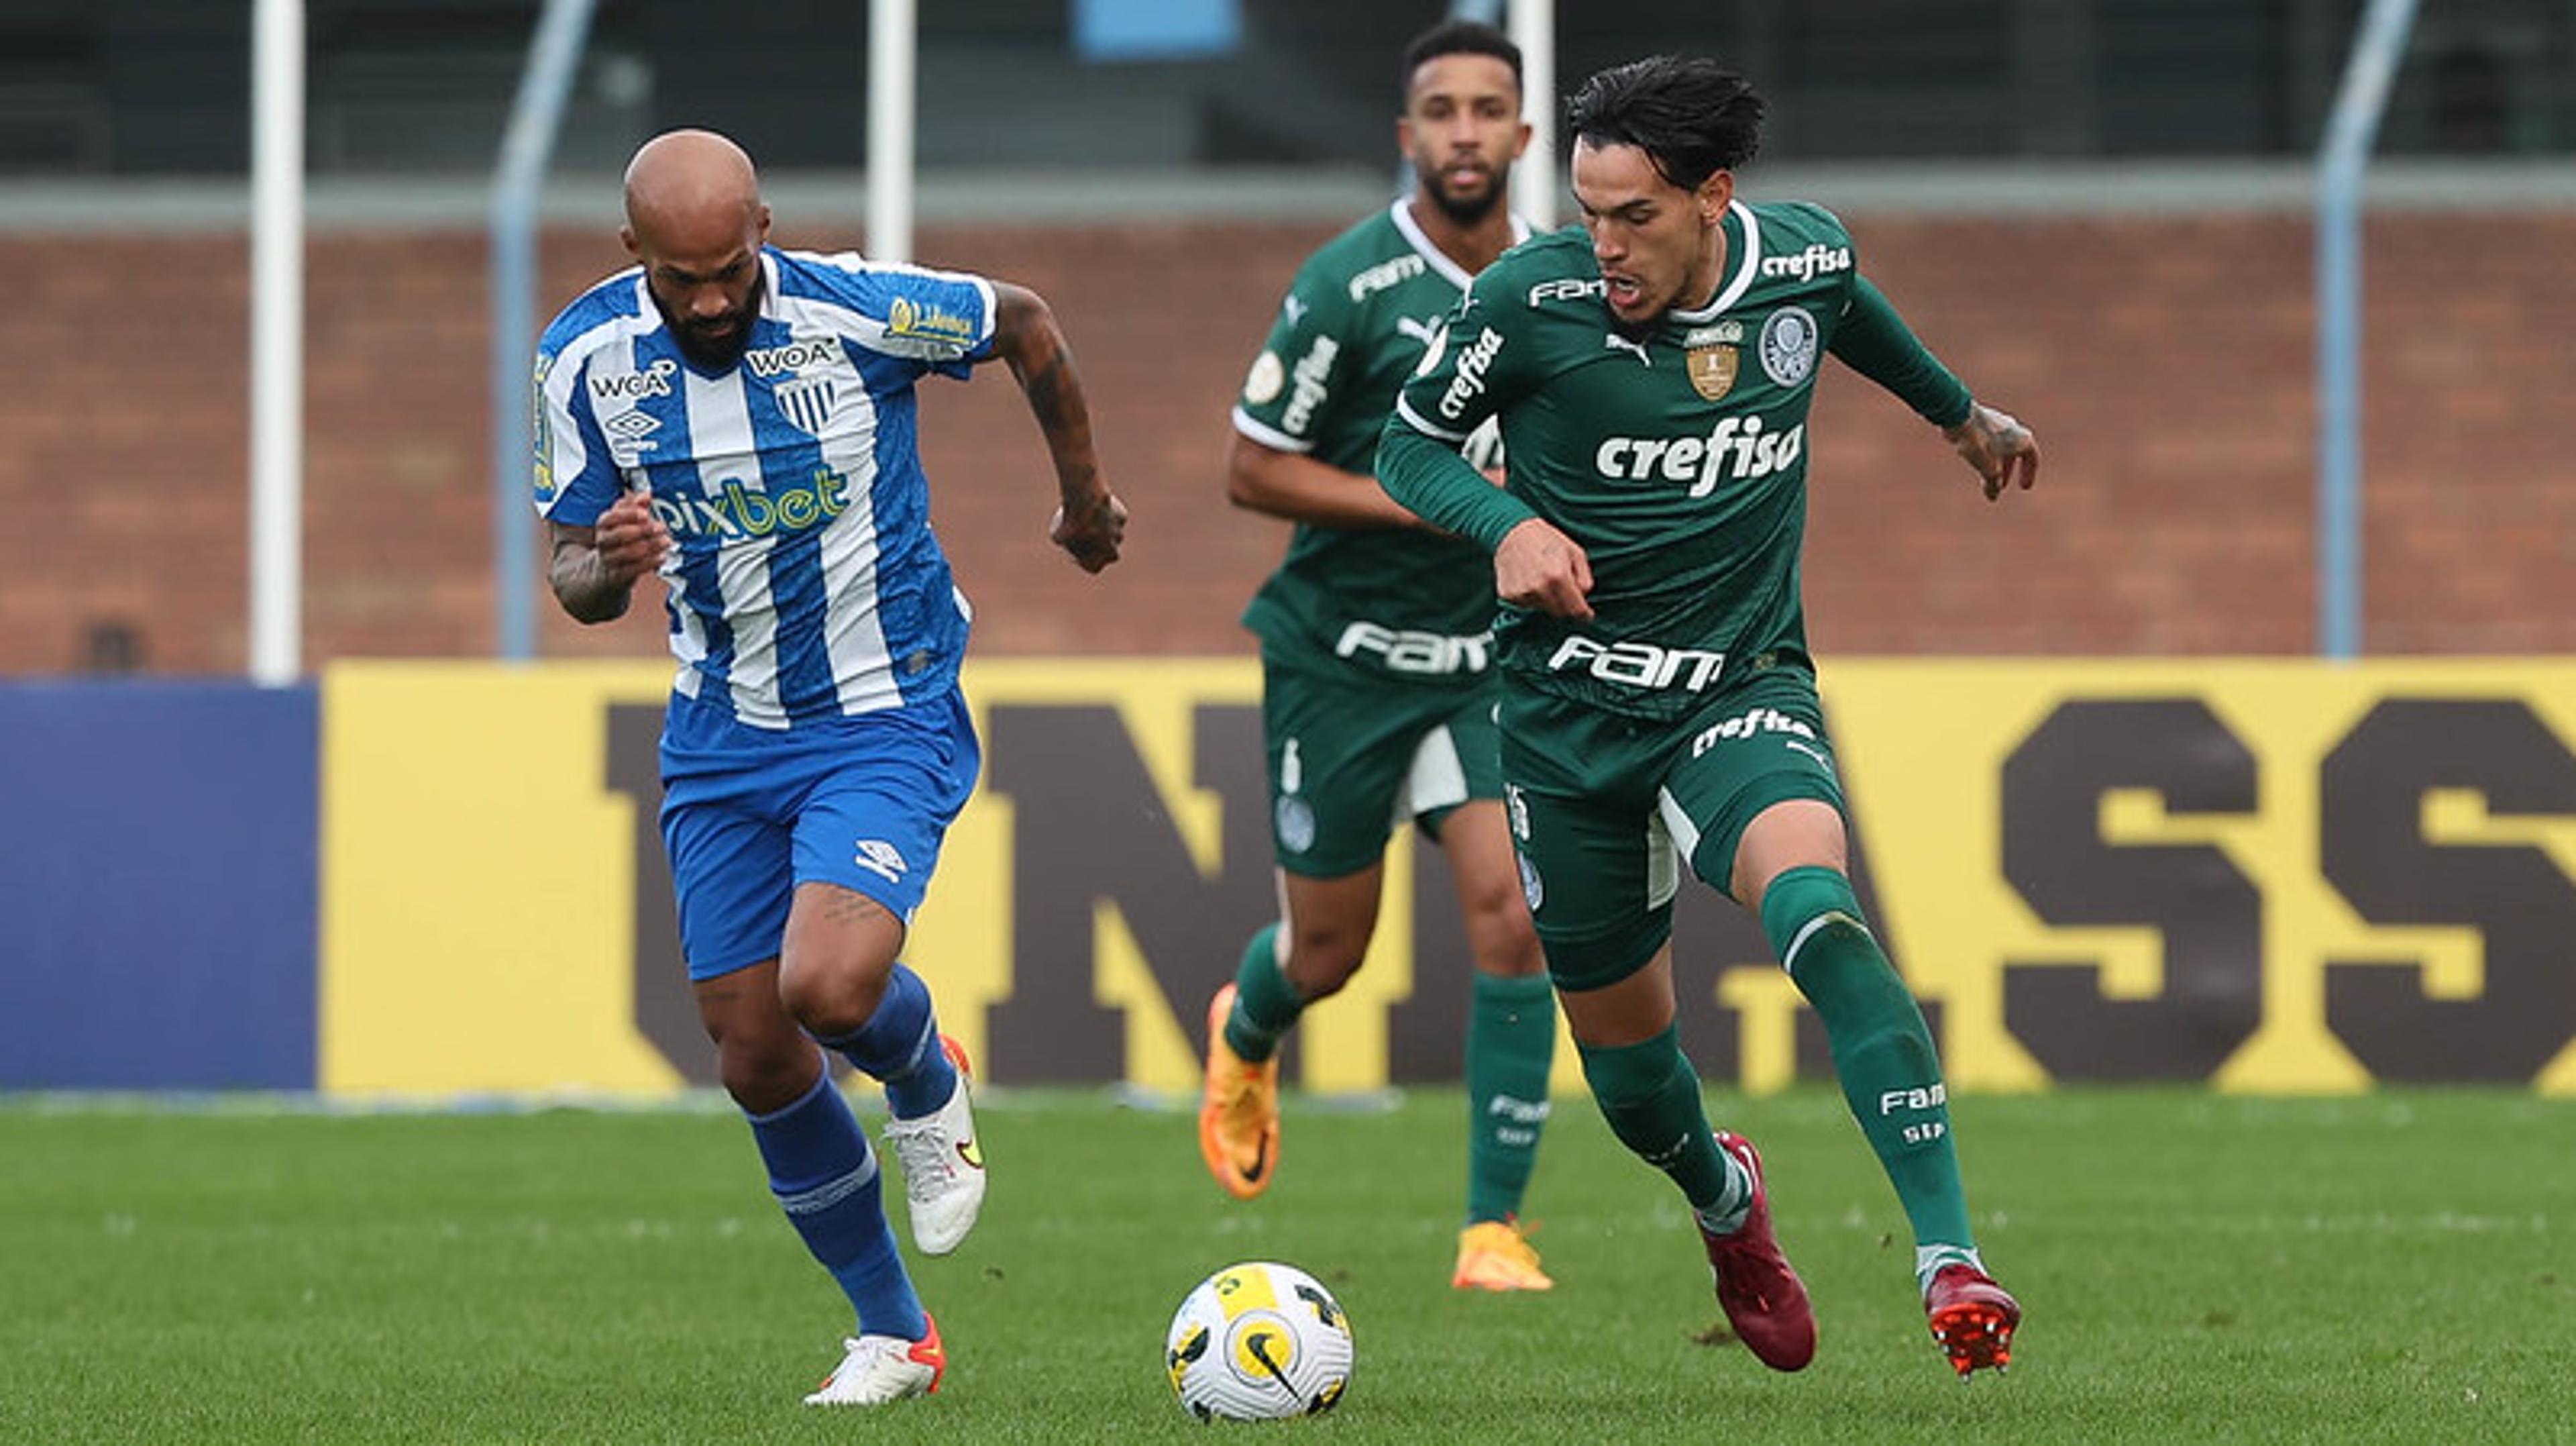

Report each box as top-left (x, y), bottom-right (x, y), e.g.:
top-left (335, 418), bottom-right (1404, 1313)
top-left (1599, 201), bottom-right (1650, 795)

top-left (813, 962), bottom-right (957, 1119)
top-left (746, 1067), bottom-right (928, 1340)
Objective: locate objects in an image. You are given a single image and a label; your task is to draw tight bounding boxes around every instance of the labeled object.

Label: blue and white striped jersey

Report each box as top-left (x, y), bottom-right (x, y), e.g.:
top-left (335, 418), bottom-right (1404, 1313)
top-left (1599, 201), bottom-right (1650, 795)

top-left (535, 246), bottom-right (997, 730)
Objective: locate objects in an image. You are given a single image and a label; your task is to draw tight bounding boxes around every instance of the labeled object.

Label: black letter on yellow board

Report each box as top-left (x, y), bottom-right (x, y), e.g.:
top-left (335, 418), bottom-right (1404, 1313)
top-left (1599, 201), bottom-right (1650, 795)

top-left (986, 703), bottom-right (1273, 1083)
top-left (2322, 699), bottom-right (2576, 1082)
top-left (2000, 699), bottom-right (2263, 1081)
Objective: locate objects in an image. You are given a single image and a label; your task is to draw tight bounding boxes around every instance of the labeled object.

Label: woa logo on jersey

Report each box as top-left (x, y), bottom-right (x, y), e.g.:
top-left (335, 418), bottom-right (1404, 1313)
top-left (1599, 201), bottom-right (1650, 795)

top-left (649, 468), bottom-right (855, 540)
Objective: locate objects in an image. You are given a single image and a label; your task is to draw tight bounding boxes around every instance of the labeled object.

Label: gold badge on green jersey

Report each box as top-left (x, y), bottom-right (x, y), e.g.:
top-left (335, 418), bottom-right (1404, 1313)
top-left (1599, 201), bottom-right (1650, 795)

top-left (1687, 344), bottom-right (1739, 402)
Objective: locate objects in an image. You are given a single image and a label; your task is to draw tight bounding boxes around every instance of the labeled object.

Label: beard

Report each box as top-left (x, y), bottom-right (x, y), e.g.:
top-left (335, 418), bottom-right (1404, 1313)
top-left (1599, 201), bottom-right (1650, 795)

top-left (668, 309), bottom-right (753, 368)
top-left (657, 275), bottom-right (762, 368)
top-left (1421, 167), bottom-right (1507, 227)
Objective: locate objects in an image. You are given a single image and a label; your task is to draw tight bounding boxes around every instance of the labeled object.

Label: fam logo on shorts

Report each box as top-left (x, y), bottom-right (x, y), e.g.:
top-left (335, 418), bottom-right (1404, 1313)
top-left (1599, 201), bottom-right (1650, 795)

top-left (1759, 307), bottom-right (1819, 388)
top-left (853, 839), bottom-right (910, 884)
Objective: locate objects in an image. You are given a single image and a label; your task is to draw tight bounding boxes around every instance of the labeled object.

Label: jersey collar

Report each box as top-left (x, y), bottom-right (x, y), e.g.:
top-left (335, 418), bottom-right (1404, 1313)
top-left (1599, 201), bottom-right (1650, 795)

top-left (1389, 198), bottom-right (1534, 291)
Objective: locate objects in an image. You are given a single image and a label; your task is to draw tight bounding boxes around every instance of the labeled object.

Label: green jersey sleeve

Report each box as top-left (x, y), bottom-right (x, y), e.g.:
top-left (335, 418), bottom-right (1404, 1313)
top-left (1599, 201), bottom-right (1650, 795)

top-left (1232, 266), bottom-right (1360, 456)
top-left (1378, 279), bottom-right (1541, 552)
top-left (1829, 275), bottom-right (1972, 429)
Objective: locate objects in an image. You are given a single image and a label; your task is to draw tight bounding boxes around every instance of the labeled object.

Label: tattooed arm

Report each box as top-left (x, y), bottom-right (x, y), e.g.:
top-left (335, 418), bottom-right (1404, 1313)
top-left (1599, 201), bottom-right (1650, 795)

top-left (990, 281), bottom-right (1128, 572)
top-left (547, 486), bottom-right (670, 623)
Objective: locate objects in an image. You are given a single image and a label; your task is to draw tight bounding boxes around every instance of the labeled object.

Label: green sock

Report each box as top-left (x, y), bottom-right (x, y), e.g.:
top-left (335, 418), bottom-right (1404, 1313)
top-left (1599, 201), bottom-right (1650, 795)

top-left (1762, 865), bottom-right (1977, 1285)
top-left (1464, 972), bottom-right (1555, 1225)
top-left (1224, 925), bottom-right (1303, 1063)
top-left (1574, 1025), bottom-right (1741, 1220)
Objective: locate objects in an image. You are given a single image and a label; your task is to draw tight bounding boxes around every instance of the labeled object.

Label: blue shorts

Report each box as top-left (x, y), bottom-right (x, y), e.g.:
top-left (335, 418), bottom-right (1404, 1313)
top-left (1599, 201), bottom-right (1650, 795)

top-left (658, 687), bottom-right (981, 981)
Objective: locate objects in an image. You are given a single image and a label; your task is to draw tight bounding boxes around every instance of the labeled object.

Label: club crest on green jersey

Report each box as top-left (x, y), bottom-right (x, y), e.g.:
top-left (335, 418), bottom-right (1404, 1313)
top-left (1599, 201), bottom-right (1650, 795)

top-left (1759, 307), bottom-right (1819, 387)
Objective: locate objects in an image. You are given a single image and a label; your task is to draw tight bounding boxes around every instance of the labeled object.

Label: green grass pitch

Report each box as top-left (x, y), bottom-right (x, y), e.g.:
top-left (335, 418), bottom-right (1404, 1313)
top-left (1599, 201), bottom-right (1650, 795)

top-left (4, 1088), bottom-right (2568, 1443)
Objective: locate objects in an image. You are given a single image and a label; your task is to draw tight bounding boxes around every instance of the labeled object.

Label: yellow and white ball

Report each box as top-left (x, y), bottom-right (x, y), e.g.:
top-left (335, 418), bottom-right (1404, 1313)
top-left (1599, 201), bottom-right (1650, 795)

top-left (1164, 1261), bottom-right (1354, 1422)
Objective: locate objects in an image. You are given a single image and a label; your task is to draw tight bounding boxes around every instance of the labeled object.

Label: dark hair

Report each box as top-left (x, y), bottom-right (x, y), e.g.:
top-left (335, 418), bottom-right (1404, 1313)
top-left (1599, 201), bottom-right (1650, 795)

top-left (1566, 56), bottom-right (1764, 191)
top-left (1401, 19), bottom-right (1522, 98)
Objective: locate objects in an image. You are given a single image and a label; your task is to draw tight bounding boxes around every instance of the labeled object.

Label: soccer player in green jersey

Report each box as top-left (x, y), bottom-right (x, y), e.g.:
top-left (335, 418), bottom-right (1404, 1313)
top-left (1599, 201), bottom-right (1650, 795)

top-left (1378, 56), bottom-right (2040, 1376)
top-left (1199, 19), bottom-right (1561, 1294)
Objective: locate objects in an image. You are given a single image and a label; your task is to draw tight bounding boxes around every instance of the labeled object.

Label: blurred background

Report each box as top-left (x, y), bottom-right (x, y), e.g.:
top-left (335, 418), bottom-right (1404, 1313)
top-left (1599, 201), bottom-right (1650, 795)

top-left (5, 0), bottom-right (2573, 673)
top-left (4, 1), bottom-right (2574, 1098)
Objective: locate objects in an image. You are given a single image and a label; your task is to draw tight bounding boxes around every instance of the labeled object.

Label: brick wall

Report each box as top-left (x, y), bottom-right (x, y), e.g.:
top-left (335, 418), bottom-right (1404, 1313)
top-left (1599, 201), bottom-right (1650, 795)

top-left (5, 210), bottom-right (2571, 675)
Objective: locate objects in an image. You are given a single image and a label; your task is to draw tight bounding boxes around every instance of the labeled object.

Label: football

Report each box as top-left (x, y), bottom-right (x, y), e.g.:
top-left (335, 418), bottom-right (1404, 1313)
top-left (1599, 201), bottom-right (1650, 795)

top-left (1163, 1261), bottom-right (1354, 1421)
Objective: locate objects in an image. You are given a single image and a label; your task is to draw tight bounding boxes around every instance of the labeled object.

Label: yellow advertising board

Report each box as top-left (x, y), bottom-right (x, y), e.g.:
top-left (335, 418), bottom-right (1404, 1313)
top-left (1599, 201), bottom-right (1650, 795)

top-left (319, 658), bottom-right (2576, 1098)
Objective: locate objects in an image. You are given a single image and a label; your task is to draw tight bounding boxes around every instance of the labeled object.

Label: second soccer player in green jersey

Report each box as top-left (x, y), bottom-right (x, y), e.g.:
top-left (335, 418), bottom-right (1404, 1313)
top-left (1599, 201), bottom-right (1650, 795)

top-left (1199, 19), bottom-right (1562, 1294)
top-left (1380, 55), bottom-right (2041, 1377)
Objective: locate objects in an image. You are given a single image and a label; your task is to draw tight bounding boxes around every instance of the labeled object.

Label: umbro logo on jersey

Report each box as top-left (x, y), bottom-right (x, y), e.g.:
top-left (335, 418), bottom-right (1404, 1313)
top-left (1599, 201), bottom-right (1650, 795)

top-left (853, 839), bottom-right (910, 884)
top-left (599, 409), bottom-right (659, 441)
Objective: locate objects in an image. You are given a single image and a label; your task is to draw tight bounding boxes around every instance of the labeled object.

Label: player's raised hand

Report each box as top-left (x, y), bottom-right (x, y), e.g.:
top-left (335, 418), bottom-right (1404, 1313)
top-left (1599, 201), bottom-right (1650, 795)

top-left (595, 485), bottom-right (673, 582)
top-left (1495, 517), bottom-right (1594, 621)
top-left (1050, 488), bottom-right (1128, 572)
top-left (1943, 403), bottom-right (2041, 502)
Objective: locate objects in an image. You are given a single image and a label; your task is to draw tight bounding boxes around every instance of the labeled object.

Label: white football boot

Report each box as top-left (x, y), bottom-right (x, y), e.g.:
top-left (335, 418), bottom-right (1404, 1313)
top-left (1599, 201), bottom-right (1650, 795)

top-left (883, 1034), bottom-right (986, 1255)
top-left (803, 1316), bottom-right (945, 1406)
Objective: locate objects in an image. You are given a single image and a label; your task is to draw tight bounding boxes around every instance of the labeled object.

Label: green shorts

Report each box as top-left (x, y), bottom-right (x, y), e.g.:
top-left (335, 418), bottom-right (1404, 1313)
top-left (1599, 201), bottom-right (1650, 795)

top-left (1263, 654), bottom-right (1505, 878)
top-left (1498, 666), bottom-right (1846, 992)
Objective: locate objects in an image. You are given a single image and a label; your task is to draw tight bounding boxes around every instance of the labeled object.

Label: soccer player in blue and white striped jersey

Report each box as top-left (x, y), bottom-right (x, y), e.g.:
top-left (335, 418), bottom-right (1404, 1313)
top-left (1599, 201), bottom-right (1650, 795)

top-left (537, 130), bottom-right (1127, 1407)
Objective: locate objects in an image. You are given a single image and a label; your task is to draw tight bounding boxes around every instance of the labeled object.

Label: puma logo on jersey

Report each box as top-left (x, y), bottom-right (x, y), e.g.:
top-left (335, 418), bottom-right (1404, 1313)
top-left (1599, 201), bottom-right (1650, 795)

top-left (1595, 418), bottom-right (1807, 497)
top-left (1394, 315), bottom-right (1443, 348)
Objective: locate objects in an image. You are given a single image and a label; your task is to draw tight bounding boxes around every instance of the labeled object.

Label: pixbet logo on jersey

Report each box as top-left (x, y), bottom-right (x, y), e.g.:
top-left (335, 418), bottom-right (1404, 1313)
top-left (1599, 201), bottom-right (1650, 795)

top-left (1594, 417), bottom-right (1807, 497)
top-left (649, 468), bottom-right (854, 539)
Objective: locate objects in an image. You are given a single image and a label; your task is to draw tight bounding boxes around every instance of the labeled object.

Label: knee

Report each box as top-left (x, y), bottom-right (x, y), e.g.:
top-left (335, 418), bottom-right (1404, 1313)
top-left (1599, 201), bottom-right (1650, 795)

top-left (777, 955), bottom-right (894, 1039)
top-left (1460, 887), bottom-right (1546, 977)
top-left (1280, 925), bottom-right (1369, 1000)
top-left (714, 1025), bottom-right (821, 1114)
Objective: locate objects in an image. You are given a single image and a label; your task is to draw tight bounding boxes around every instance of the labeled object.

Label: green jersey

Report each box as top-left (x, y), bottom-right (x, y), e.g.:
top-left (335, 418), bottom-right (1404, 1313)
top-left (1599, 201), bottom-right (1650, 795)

top-left (1381, 200), bottom-right (1972, 723)
top-left (1234, 201), bottom-right (1529, 688)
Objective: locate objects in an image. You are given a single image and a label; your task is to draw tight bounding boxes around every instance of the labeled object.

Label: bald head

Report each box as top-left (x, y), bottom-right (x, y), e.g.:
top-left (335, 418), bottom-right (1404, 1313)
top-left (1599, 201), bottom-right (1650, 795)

top-left (623, 130), bottom-right (771, 366)
top-left (623, 129), bottom-right (765, 254)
